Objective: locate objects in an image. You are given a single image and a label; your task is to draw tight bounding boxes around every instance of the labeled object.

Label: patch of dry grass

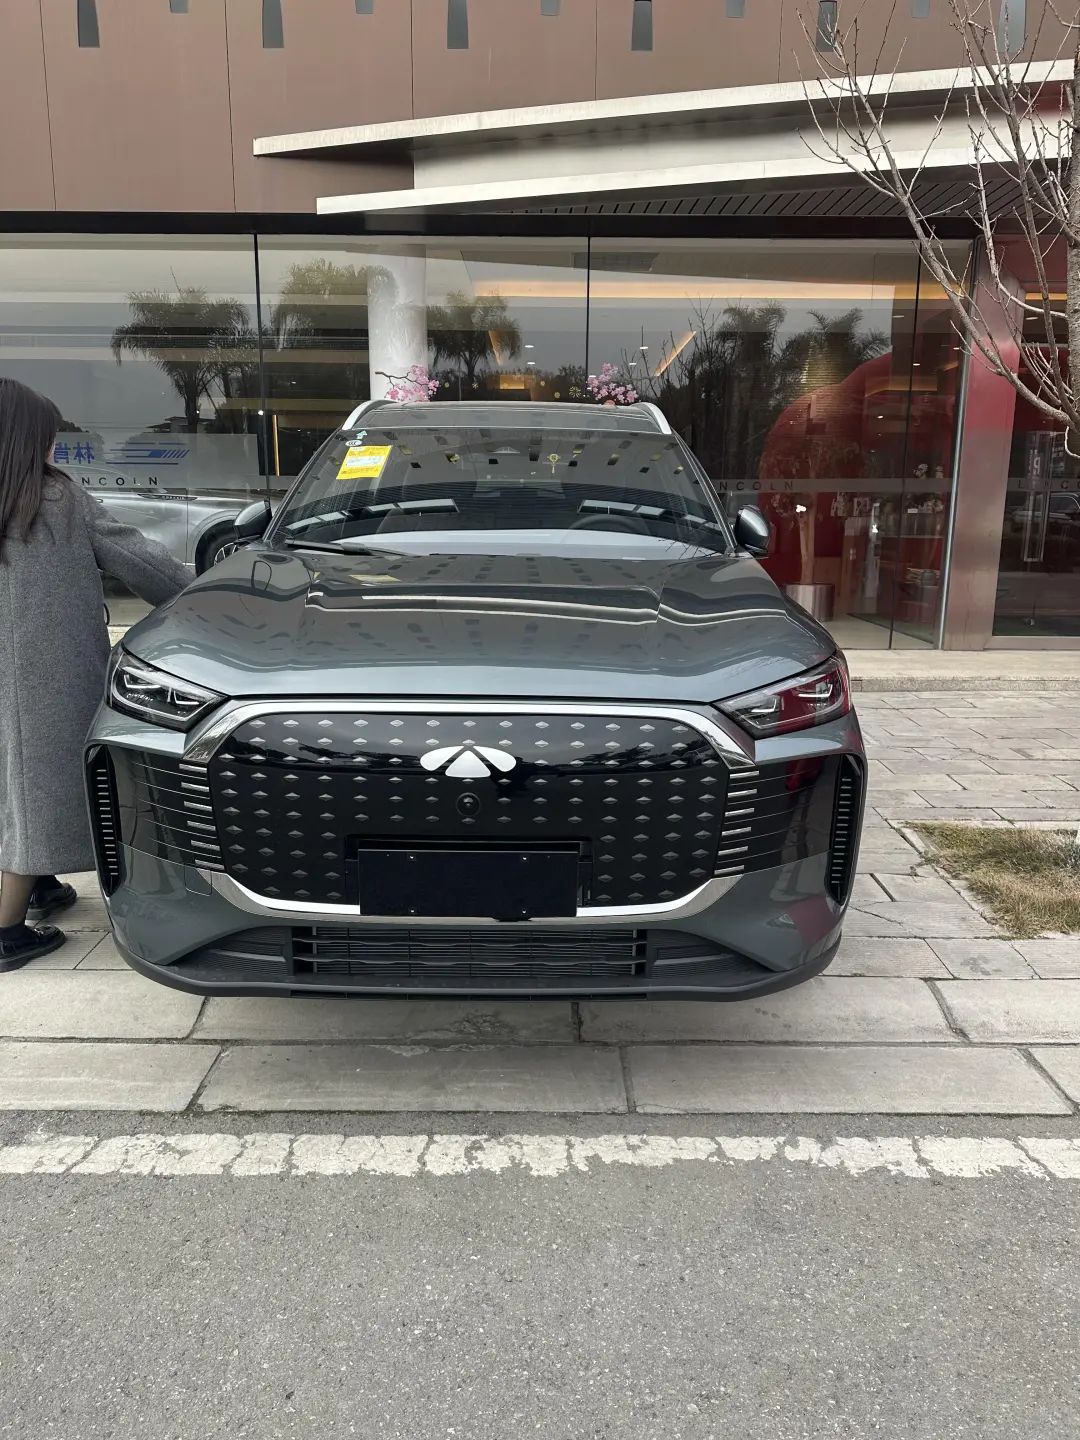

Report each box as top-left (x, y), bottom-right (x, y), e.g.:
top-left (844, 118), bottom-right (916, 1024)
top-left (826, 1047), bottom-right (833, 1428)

top-left (915, 823), bottom-right (1080, 938)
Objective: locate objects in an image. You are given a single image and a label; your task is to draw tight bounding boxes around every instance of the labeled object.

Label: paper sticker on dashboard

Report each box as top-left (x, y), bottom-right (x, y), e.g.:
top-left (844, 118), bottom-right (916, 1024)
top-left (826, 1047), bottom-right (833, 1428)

top-left (338, 444), bottom-right (392, 481)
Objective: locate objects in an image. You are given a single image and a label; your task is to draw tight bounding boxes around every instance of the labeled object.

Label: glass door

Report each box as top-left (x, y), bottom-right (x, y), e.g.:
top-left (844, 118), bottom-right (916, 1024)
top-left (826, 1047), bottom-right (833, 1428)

top-left (995, 430), bottom-right (1080, 636)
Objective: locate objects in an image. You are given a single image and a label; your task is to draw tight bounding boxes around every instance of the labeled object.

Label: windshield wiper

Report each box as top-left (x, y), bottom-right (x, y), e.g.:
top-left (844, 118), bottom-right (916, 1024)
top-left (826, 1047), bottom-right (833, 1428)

top-left (278, 537), bottom-right (407, 558)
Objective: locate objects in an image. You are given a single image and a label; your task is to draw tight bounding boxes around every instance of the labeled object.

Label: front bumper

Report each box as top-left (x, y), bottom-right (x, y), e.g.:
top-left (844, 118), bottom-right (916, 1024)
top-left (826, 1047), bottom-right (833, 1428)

top-left (86, 698), bottom-right (864, 1000)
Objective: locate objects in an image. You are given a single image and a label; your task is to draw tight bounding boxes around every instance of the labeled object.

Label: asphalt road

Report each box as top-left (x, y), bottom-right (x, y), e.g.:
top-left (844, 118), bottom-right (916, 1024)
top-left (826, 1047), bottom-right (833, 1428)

top-left (2, 1113), bottom-right (1079, 1440)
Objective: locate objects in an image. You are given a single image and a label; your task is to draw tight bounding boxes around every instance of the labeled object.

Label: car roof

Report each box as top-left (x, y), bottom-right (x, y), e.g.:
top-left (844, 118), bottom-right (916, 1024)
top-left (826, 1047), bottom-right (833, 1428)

top-left (341, 398), bottom-right (672, 436)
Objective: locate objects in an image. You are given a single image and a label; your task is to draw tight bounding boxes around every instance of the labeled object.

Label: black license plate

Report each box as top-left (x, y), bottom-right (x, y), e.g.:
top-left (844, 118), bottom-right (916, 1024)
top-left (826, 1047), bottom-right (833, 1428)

top-left (354, 845), bottom-right (580, 920)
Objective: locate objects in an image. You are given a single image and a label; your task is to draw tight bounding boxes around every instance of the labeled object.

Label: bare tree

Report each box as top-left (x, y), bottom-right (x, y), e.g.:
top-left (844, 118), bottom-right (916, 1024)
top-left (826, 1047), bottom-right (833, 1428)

top-left (800, 0), bottom-right (1080, 445)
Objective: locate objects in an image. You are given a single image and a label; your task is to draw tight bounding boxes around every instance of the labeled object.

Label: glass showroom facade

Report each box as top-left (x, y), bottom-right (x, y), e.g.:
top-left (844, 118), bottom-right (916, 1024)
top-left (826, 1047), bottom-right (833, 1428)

top-left (0, 229), bottom-right (1073, 647)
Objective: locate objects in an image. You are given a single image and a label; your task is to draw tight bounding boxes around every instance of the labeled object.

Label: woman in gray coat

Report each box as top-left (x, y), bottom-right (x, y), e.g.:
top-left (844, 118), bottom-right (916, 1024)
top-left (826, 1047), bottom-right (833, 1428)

top-left (0, 378), bottom-right (190, 970)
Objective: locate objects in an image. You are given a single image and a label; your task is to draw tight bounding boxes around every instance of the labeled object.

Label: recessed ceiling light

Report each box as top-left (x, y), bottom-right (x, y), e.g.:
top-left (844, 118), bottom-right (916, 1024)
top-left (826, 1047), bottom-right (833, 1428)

top-left (912, 362), bottom-right (921, 367)
top-left (877, 414), bottom-right (884, 419)
top-left (640, 345), bottom-right (649, 351)
top-left (893, 312), bottom-right (905, 318)
top-left (524, 343), bottom-right (535, 350)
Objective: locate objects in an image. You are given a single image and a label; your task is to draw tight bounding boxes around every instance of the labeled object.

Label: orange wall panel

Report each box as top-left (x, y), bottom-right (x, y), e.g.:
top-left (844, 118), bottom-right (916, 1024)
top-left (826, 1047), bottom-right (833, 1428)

top-left (226, 0), bottom-right (415, 212)
top-left (0, 1), bottom-right (55, 210)
top-left (411, 0), bottom-right (599, 118)
top-left (40, 0), bottom-right (234, 212)
top-left (596, 0), bottom-right (784, 99)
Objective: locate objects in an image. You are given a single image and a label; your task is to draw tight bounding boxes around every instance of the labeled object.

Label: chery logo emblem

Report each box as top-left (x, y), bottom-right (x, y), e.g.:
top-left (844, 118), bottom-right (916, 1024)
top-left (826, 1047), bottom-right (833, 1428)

top-left (420, 743), bottom-right (518, 779)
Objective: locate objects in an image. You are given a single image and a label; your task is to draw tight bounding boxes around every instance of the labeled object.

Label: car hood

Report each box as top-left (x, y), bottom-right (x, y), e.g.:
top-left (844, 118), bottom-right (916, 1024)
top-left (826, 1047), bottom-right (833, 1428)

top-left (124, 544), bottom-right (834, 704)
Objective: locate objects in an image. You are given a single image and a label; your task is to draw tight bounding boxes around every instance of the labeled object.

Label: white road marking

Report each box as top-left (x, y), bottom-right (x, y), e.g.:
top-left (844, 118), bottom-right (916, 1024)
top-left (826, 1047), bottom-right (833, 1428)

top-left (0, 1132), bottom-right (1078, 1179)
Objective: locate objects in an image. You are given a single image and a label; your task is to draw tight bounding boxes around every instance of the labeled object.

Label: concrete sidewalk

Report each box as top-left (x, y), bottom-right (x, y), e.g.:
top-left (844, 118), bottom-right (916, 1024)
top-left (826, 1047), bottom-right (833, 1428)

top-left (849, 650), bottom-right (1080, 691)
top-left (4, 689), bottom-right (1080, 1116)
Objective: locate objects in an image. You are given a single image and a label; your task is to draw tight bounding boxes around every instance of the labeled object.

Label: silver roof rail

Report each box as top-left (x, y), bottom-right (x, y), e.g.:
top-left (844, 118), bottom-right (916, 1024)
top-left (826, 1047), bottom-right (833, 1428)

top-left (633, 402), bottom-right (672, 435)
top-left (342, 397), bottom-right (395, 429)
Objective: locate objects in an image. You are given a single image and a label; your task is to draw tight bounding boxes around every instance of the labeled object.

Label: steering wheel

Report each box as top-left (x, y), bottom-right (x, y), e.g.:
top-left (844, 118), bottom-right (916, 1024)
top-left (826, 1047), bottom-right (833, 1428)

top-left (568, 512), bottom-right (651, 535)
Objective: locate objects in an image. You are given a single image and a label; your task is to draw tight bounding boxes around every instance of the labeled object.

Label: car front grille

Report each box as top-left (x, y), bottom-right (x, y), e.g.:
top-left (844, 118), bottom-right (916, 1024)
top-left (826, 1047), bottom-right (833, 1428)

top-left (713, 755), bottom-right (841, 878)
top-left (103, 749), bottom-right (225, 873)
top-left (205, 708), bottom-right (729, 909)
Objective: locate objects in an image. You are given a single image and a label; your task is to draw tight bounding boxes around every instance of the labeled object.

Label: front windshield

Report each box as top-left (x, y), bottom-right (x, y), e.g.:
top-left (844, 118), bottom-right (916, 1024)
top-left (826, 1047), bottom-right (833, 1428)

top-left (269, 425), bottom-right (732, 554)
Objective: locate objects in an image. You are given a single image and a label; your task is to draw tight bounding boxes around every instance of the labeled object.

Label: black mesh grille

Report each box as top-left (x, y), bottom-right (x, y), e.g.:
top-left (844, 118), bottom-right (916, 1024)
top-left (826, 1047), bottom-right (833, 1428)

top-left (208, 709), bottom-right (727, 907)
top-left (827, 756), bottom-right (864, 902)
top-left (295, 924), bottom-right (645, 982)
top-left (172, 924), bottom-right (772, 993)
top-left (86, 747), bottom-right (122, 894)
top-left (714, 755), bottom-right (839, 877)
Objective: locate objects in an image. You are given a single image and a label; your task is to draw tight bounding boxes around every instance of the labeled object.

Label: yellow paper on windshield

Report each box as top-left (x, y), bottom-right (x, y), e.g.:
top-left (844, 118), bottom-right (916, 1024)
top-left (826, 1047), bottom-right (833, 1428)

top-left (337, 444), bottom-right (391, 481)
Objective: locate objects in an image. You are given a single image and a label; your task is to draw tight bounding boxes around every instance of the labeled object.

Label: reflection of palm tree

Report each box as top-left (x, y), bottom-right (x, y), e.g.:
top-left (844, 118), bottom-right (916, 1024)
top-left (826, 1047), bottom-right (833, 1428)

top-left (428, 292), bottom-right (522, 389)
top-left (642, 302), bottom-right (887, 483)
top-left (799, 309), bottom-right (887, 391)
top-left (110, 287), bottom-right (252, 431)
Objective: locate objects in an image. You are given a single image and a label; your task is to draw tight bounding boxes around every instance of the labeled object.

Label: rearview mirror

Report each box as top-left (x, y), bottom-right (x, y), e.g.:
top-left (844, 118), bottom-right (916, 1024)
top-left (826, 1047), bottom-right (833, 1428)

top-left (733, 505), bottom-right (771, 557)
top-left (233, 498), bottom-right (272, 545)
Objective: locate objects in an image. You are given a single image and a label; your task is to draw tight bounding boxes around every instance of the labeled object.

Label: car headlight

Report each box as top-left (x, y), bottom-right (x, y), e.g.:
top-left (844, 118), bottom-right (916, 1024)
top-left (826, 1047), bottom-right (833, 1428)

top-left (718, 658), bottom-right (851, 738)
top-left (108, 651), bottom-right (223, 731)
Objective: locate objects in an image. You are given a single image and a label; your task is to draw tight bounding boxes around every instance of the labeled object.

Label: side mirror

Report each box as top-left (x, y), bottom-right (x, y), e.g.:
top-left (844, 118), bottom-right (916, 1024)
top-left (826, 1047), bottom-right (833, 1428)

top-left (233, 498), bottom-right (272, 545)
top-left (733, 505), bottom-right (771, 557)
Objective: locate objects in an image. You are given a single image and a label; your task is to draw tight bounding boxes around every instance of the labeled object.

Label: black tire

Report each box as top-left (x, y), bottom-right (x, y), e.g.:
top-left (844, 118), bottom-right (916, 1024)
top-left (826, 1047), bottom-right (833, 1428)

top-left (195, 523), bottom-right (239, 575)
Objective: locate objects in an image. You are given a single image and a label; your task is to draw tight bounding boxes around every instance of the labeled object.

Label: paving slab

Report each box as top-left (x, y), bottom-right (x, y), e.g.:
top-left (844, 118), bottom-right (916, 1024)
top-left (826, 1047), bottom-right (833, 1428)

top-left (850, 875), bottom-right (892, 905)
top-left (937, 980), bottom-right (1080, 1043)
top-left (62, 899), bottom-right (112, 933)
top-left (982, 779), bottom-right (1080, 794)
top-left (626, 1044), bottom-right (1069, 1115)
top-left (74, 935), bottom-right (128, 970)
top-left (844, 902), bottom-right (997, 938)
top-left (828, 938), bottom-right (949, 978)
top-left (580, 978), bottom-right (954, 1044)
top-left (868, 773), bottom-right (963, 792)
top-left (0, 1042), bottom-right (217, 1112)
top-left (1029, 1047), bottom-right (1080, 1104)
top-left (855, 848), bottom-right (923, 875)
top-left (25, 932), bottom-right (110, 971)
top-left (928, 940), bottom-right (1035, 979)
top-left (195, 998), bottom-right (574, 1044)
top-left (1014, 939), bottom-right (1080, 978)
top-left (198, 1044), bottom-right (628, 1113)
top-left (0, 972), bottom-right (203, 1040)
top-left (872, 874), bottom-right (962, 904)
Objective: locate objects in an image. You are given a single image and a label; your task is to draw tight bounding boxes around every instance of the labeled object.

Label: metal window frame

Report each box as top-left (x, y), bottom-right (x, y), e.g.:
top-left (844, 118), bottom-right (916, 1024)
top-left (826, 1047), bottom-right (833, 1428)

top-left (998, 0), bottom-right (1026, 51)
top-left (262, 0), bottom-right (284, 48)
top-left (447, 0), bottom-right (469, 48)
top-left (631, 0), bottom-right (653, 51)
top-left (77, 0), bottom-right (100, 46)
top-left (815, 0), bottom-right (838, 50)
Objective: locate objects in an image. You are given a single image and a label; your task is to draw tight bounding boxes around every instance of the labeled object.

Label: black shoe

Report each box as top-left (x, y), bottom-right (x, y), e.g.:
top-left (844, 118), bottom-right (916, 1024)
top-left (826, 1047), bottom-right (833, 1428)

top-left (26, 882), bottom-right (79, 924)
top-left (0, 924), bottom-right (66, 972)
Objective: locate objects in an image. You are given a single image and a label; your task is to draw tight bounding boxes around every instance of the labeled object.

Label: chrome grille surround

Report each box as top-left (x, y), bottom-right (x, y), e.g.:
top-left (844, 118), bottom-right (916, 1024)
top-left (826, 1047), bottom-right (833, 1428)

top-left (186, 700), bottom-right (754, 916)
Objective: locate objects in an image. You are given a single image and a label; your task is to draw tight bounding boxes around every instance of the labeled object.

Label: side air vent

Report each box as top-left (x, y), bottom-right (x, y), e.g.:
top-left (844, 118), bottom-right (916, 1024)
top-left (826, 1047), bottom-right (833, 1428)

top-left (87, 747), bottom-right (122, 894)
top-left (714, 756), bottom-right (839, 878)
top-left (827, 756), bottom-right (864, 902)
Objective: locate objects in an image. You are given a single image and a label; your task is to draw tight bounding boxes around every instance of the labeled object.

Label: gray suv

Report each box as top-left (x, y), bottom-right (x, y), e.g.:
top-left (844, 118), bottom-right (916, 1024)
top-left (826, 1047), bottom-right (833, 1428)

top-left (85, 401), bottom-right (865, 1000)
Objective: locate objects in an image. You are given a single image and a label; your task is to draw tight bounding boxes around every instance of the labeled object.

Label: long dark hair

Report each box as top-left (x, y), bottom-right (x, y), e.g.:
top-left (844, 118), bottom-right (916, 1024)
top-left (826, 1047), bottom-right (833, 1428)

top-left (0, 377), bottom-right (64, 554)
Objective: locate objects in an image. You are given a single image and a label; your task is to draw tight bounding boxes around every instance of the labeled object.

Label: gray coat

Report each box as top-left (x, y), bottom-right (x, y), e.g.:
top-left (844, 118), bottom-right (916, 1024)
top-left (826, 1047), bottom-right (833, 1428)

top-left (0, 477), bottom-right (190, 876)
